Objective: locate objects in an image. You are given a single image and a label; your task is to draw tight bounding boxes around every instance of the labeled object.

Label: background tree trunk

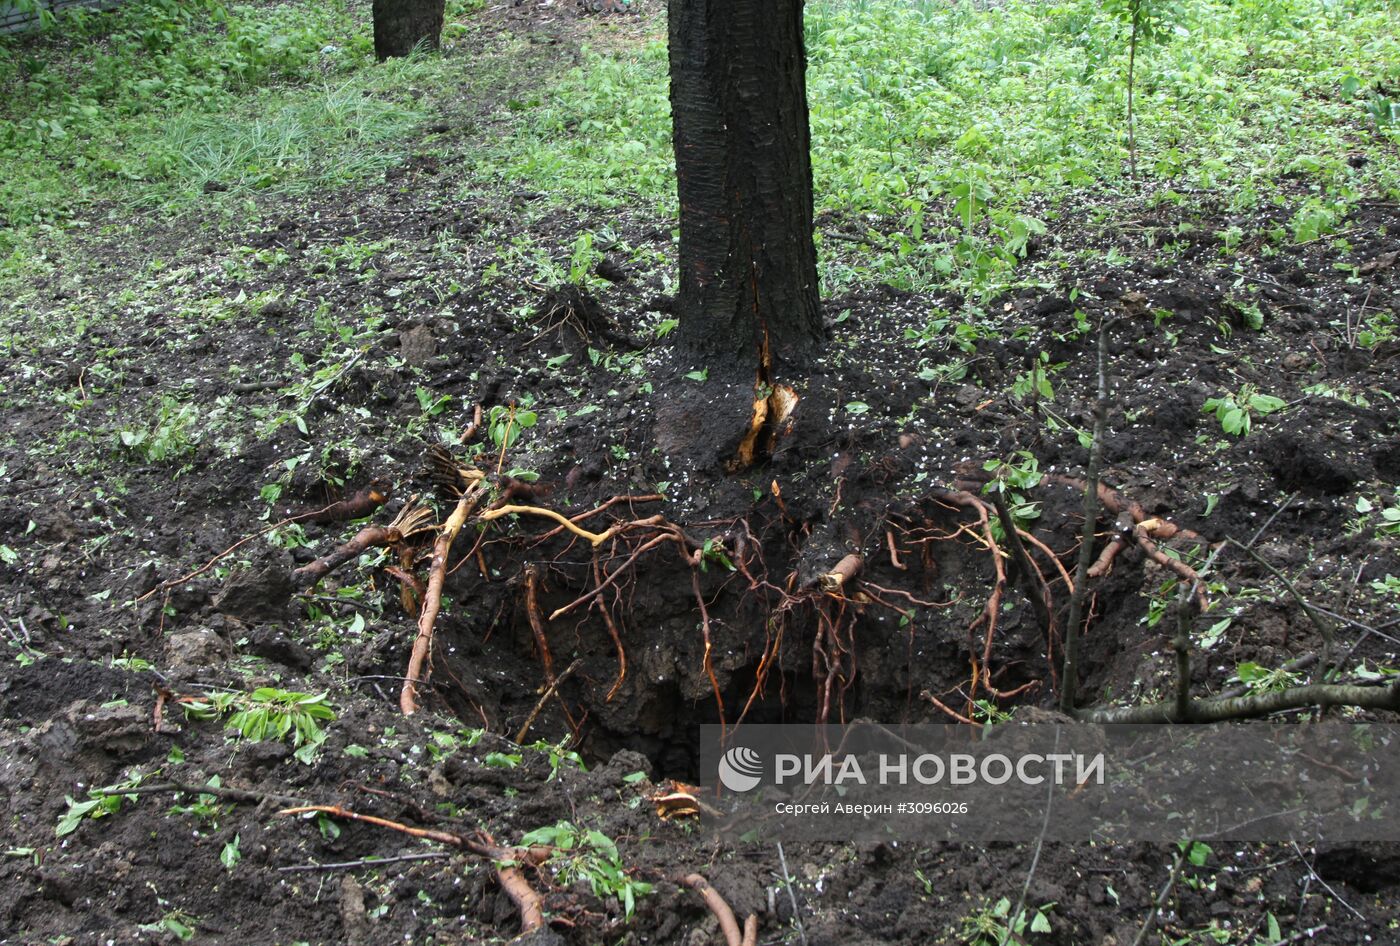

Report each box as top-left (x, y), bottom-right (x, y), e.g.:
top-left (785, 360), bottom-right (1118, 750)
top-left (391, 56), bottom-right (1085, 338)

top-left (372, 0), bottom-right (445, 61)
top-left (668, 0), bottom-right (823, 383)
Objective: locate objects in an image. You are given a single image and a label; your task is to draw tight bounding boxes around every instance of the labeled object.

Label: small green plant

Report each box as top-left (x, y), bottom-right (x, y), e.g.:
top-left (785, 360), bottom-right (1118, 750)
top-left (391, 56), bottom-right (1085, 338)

top-left (960, 896), bottom-right (1054, 945)
top-left (1011, 352), bottom-right (1061, 402)
top-left (698, 537), bottom-right (736, 573)
top-left (527, 737), bottom-right (588, 781)
top-left (118, 396), bottom-right (200, 463)
top-left (182, 688), bottom-right (335, 762)
top-left (982, 450), bottom-right (1043, 531)
top-left (518, 821), bottom-right (653, 918)
top-left (1352, 496), bottom-right (1400, 538)
top-left (488, 402), bottom-right (539, 453)
top-left (1230, 661), bottom-right (1301, 693)
top-left (56, 774), bottom-right (144, 836)
top-left (1201, 385), bottom-right (1286, 436)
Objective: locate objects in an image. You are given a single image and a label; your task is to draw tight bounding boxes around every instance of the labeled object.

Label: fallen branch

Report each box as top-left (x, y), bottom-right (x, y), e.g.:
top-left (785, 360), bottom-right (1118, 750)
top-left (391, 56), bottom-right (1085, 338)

top-left (402, 484), bottom-right (486, 715)
top-left (1076, 679), bottom-right (1400, 724)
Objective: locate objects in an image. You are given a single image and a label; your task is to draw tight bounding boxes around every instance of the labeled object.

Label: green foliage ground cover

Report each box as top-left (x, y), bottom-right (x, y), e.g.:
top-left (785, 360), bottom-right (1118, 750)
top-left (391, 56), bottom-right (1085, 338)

top-left (2, 0), bottom-right (1397, 294)
top-left (478, 0), bottom-right (1400, 292)
top-left (0, 0), bottom-right (486, 254)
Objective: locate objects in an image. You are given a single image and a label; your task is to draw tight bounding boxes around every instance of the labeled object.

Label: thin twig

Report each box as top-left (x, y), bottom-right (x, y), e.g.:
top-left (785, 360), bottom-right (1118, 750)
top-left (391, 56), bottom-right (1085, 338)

top-left (90, 781), bottom-right (309, 808)
top-left (514, 657), bottom-right (583, 744)
top-left (998, 727), bottom-right (1060, 946)
top-left (776, 842), bottom-right (808, 946)
top-left (1130, 839), bottom-right (1194, 946)
top-left (1062, 318), bottom-right (1110, 712)
top-left (277, 852), bottom-right (452, 872)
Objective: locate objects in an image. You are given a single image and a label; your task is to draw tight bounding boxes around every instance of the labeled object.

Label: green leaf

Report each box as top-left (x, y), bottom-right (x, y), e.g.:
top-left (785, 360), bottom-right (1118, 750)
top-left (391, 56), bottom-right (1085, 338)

top-left (1030, 910), bottom-right (1053, 934)
top-left (846, 401), bottom-right (870, 415)
top-left (221, 835), bottom-right (241, 870)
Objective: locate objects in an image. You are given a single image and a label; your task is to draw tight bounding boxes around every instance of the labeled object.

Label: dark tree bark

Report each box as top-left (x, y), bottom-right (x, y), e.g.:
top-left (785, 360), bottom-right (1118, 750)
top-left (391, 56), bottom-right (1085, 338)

top-left (372, 0), bottom-right (446, 61)
top-left (668, 0), bottom-right (824, 383)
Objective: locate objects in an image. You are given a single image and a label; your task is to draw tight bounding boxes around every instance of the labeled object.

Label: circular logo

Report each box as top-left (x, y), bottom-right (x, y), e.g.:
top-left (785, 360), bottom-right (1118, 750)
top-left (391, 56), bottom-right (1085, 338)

top-left (718, 746), bottom-right (764, 793)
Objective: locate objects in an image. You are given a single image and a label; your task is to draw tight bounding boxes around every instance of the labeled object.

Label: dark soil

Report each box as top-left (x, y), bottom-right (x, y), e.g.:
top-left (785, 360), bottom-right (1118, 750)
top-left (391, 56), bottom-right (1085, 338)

top-left (2, 4), bottom-right (1400, 945)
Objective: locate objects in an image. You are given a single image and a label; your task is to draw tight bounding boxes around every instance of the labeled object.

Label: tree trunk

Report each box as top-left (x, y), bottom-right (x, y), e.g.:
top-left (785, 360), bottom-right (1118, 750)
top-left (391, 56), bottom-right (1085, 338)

top-left (668, 0), bottom-right (823, 383)
top-left (372, 0), bottom-right (445, 61)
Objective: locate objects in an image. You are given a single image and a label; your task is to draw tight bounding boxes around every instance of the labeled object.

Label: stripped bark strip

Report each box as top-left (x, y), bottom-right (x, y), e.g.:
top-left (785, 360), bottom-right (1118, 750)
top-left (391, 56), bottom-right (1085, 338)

top-left (681, 874), bottom-right (743, 946)
top-left (401, 484), bottom-right (486, 715)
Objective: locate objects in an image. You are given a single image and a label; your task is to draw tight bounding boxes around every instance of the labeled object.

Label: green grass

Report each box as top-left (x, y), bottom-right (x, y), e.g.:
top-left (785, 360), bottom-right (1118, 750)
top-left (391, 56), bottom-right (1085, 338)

top-left (4, 0), bottom-right (1399, 296)
top-left (0, 0), bottom-right (477, 245)
top-left (474, 0), bottom-right (1400, 291)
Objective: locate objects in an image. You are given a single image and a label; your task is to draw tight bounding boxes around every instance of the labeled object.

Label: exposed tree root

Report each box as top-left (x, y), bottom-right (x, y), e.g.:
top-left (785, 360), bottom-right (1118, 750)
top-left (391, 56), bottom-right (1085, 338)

top-left (680, 873), bottom-right (758, 946)
top-left (523, 565), bottom-right (557, 684)
top-left (302, 478), bottom-right (394, 524)
top-left (930, 490), bottom-right (1009, 708)
top-left (592, 553), bottom-right (628, 701)
top-left (294, 499), bottom-right (434, 588)
top-left (278, 804), bottom-right (548, 934)
top-left (135, 479), bottom-right (397, 601)
top-left (480, 503), bottom-right (618, 546)
top-left (401, 483), bottom-right (487, 715)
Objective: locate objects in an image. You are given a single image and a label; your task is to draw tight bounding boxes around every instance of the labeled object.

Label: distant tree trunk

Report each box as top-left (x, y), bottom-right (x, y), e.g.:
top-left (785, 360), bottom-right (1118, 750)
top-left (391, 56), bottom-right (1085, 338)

top-left (372, 0), bottom-right (445, 61)
top-left (668, 0), bottom-right (823, 383)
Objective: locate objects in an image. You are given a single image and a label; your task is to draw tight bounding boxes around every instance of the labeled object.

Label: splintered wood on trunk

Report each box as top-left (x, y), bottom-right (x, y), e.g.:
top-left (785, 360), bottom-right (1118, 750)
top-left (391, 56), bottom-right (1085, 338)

top-left (668, 0), bottom-right (823, 381)
top-left (372, 0), bottom-right (445, 61)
